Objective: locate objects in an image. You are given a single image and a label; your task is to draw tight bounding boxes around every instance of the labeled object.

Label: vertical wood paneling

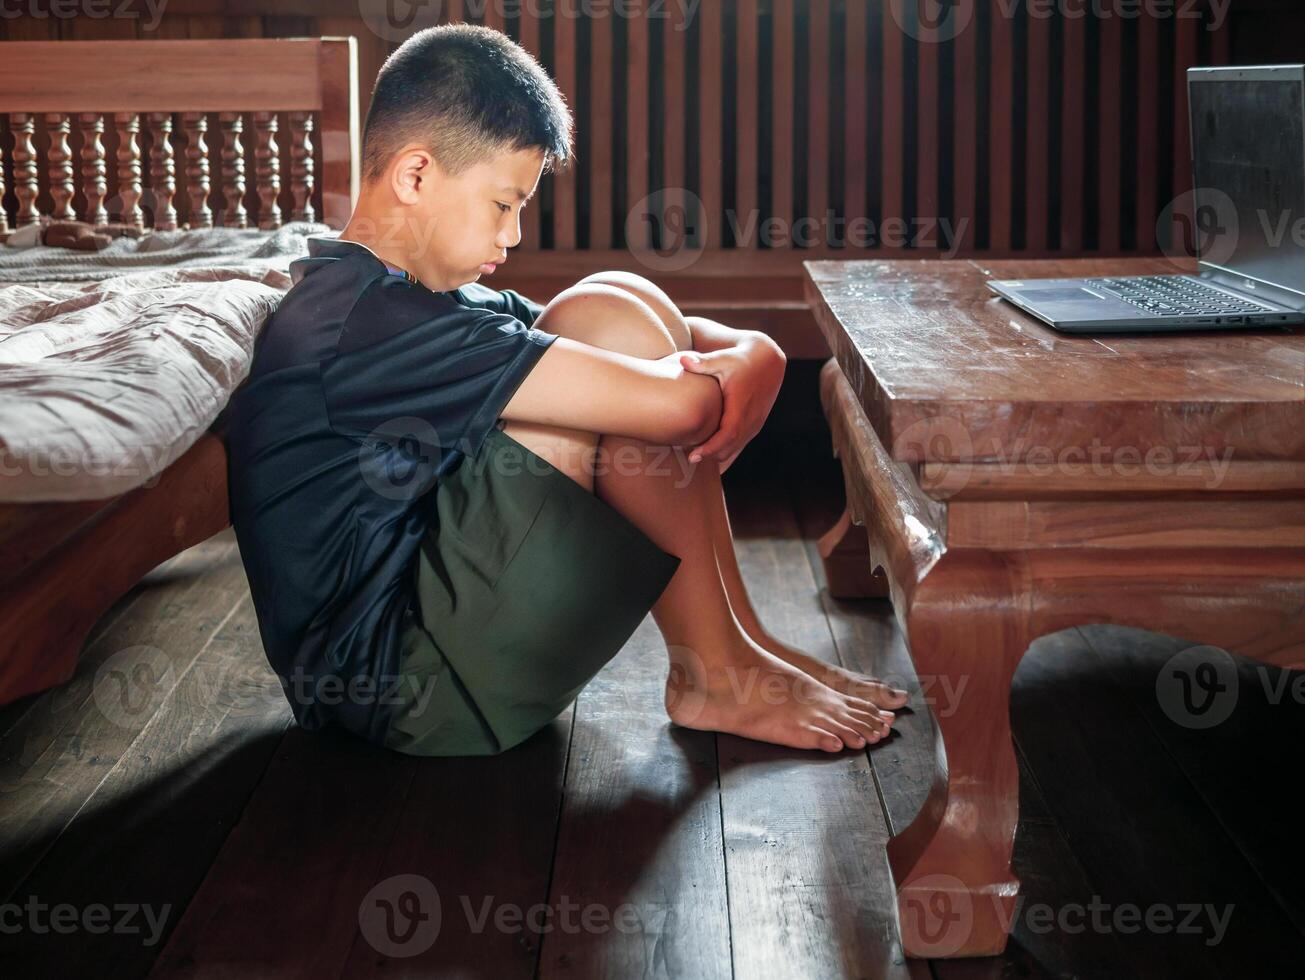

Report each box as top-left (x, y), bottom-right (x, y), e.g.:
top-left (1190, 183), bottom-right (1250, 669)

top-left (989, 4), bottom-right (1015, 252)
top-left (1097, 13), bottom-right (1124, 253)
top-left (588, 11), bottom-right (614, 248)
top-left (843, 0), bottom-right (868, 226)
top-left (880, 0), bottom-right (904, 232)
top-left (661, 0), bottom-right (687, 253)
top-left (806, 0), bottom-right (830, 246)
top-left (952, 2), bottom-right (978, 253)
top-left (916, 11), bottom-right (939, 233)
top-left (551, 7), bottom-right (577, 249)
top-left (1025, 7), bottom-right (1051, 252)
top-left (770, 0), bottom-right (794, 246)
top-left (734, 0), bottom-right (760, 248)
top-left (698, 0), bottom-right (724, 250)
top-left (1060, 9), bottom-right (1086, 252)
top-left (1173, 12), bottom-right (1200, 199)
top-left (482, 1), bottom-right (506, 33)
top-left (1136, 11), bottom-right (1161, 254)
top-left (518, 8), bottom-right (543, 249)
top-left (2, 4), bottom-right (1261, 259)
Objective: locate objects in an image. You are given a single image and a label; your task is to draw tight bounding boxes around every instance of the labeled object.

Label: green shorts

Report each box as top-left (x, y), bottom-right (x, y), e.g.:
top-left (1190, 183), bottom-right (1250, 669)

top-left (382, 426), bottom-right (682, 757)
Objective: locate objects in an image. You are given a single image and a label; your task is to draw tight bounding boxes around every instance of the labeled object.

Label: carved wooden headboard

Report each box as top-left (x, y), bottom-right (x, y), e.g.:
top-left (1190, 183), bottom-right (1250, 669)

top-left (0, 37), bottom-right (359, 237)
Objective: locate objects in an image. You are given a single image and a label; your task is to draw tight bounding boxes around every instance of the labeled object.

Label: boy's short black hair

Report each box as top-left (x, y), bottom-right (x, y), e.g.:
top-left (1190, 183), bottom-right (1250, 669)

top-left (360, 24), bottom-right (574, 184)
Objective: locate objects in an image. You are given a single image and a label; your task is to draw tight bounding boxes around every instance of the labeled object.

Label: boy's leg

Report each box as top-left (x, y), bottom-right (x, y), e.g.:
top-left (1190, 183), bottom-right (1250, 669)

top-left (505, 283), bottom-right (895, 752)
top-left (575, 273), bottom-right (910, 709)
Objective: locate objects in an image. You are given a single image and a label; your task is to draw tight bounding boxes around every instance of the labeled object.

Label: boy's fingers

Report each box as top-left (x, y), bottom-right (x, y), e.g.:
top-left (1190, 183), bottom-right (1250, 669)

top-left (679, 352), bottom-right (719, 375)
top-left (689, 427), bottom-right (739, 463)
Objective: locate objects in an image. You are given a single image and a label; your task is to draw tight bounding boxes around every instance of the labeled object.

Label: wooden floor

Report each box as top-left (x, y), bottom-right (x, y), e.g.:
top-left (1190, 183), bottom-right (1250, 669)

top-left (3, 367), bottom-right (1304, 978)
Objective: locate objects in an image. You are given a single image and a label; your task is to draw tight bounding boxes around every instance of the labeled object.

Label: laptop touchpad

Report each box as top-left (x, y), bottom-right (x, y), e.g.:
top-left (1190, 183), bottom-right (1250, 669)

top-left (1018, 287), bottom-right (1101, 302)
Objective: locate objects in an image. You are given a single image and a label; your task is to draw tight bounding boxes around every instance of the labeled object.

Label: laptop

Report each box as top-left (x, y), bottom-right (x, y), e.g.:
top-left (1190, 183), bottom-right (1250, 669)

top-left (988, 64), bottom-right (1305, 333)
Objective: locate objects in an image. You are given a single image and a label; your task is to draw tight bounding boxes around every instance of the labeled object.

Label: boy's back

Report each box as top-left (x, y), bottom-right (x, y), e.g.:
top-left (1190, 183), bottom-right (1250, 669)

top-left (226, 235), bottom-right (556, 743)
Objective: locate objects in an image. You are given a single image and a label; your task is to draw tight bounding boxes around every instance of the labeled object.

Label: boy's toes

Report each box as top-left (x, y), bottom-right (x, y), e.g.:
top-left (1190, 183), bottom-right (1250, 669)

top-left (848, 708), bottom-right (892, 737)
top-left (859, 680), bottom-right (911, 709)
top-left (809, 728), bottom-right (845, 753)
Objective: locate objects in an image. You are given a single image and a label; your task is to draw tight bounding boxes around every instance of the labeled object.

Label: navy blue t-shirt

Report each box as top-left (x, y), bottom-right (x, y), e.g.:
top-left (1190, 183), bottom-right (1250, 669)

top-left (226, 234), bottom-right (558, 745)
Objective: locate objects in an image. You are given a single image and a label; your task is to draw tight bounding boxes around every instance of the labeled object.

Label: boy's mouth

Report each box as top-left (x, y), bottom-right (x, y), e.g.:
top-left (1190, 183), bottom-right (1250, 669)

top-left (478, 259), bottom-right (503, 275)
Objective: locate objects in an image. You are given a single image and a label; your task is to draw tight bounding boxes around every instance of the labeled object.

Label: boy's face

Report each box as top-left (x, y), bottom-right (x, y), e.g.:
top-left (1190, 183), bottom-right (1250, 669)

top-left (409, 144), bottom-right (547, 291)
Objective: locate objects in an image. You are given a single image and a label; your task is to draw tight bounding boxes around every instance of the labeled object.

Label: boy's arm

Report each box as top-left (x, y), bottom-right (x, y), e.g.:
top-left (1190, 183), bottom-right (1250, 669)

top-left (686, 315), bottom-right (779, 357)
top-left (676, 315), bottom-right (786, 468)
top-left (456, 281), bottom-right (545, 326)
top-left (500, 337), bottom-right (724, 447)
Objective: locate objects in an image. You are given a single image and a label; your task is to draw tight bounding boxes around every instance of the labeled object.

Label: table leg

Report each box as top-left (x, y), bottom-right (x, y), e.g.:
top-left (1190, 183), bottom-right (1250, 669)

top-left (817, 505), bottom-right (891, 599)
top-left (888, 551), bottom-right (1031, 958)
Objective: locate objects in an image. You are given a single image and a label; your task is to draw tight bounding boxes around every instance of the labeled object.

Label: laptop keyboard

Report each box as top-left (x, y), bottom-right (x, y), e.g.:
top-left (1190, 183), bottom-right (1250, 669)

top-left (1088, 276), bottom-right (1272, 317)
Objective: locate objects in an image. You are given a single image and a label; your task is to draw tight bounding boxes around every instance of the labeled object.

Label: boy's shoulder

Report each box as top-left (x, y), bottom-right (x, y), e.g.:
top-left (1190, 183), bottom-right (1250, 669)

top-left (256, 236), bottom-right (467, 373)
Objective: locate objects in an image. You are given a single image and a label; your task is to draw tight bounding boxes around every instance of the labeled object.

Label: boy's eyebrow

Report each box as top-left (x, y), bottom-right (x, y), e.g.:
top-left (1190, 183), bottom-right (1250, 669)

top-left (499, 185), bottom-right (531, 201)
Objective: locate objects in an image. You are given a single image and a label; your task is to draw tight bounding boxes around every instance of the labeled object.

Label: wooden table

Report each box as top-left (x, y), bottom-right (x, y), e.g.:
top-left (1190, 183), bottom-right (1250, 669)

top-left (803, 258), bottom-right (1305, 958)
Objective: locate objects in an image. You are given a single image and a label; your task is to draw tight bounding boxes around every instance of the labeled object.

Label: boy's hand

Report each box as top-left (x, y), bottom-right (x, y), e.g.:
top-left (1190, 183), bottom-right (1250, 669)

top-left (678, 333), bottom-right (785, 473)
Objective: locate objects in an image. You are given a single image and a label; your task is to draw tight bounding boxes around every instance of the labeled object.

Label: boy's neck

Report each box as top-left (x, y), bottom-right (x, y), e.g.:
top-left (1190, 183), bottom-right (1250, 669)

top-left (338, 206), bottom-right (454, 293)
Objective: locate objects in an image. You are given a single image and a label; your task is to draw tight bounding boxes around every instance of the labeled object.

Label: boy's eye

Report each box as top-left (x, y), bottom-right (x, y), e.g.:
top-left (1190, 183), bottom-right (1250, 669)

top-left (496, 202), bottom-right (511, 213)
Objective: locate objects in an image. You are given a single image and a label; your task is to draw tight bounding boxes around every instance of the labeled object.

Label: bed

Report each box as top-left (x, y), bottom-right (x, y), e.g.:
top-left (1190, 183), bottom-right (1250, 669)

top-left (0, 37), bottom-right (359, 705)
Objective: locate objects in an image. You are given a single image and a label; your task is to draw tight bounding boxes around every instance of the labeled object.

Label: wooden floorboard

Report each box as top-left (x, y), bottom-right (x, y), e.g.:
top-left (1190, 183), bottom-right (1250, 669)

top-left (1013, 623), bottom-right (1305, 977)
top-left (0, 533), bottom-right (250, 903)
top-left (537, 617), bottom-right (730, 980)
top-left (723, 456), bottom-right (910, 979)
top-left (783, 433), bottom-right (1148, 980)
top-left (1076, 624), bottom-right (1305, 946)
top-left (5, 388), bottom-right (1305, 978)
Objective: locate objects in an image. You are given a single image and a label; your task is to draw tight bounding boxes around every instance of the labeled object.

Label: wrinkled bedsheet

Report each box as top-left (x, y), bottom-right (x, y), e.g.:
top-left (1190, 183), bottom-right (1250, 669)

top-left (0, 264), bottom-right (293, 502)
top-left (0, 222), bottom-right (338, 502)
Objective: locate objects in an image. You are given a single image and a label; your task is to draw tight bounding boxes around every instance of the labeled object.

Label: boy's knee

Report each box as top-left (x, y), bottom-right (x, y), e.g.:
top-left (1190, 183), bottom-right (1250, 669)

top-left (535, 282), bottom-right (678, 360)
top-left (576, 270), bottom-right (693, 353)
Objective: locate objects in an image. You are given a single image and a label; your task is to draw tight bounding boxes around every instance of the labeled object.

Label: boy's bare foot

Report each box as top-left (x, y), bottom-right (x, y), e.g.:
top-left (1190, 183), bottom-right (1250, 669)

top-left (748, 630), bottom-right (911, 712)
top-left (663, 640), bottom-right (898, 753)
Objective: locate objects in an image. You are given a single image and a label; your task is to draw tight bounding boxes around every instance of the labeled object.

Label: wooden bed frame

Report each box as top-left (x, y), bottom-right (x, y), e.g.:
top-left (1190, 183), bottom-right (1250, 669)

top-left (0, 37), bottom-right (359, 706)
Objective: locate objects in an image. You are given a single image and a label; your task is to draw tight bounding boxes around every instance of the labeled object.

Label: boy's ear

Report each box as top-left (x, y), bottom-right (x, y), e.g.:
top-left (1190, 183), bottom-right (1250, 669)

top-left (390, 147), bottom-right (434, 205)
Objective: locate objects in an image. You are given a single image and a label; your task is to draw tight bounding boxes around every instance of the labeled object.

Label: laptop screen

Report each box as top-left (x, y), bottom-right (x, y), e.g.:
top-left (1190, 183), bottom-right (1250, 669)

top-left (1189, 70), bottom-right (1305, 300)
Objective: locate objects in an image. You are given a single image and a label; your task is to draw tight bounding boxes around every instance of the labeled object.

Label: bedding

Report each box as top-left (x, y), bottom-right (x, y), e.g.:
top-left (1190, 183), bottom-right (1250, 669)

top-left (0, 222), bottom-right (335, 502)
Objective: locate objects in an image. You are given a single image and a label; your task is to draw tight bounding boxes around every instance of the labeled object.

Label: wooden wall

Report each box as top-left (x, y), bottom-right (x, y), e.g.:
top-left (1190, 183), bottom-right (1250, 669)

top-left (1, 0), bottom-right (1300, 263)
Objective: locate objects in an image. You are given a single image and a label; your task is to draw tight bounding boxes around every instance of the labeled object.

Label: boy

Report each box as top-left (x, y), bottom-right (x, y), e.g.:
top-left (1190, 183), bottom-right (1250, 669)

top-left (227, 24), bottom-right (908, 758)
